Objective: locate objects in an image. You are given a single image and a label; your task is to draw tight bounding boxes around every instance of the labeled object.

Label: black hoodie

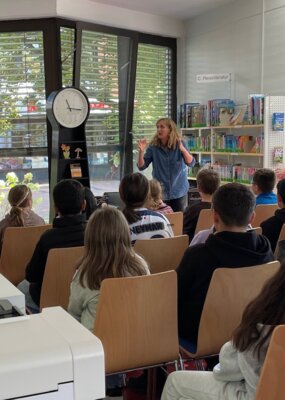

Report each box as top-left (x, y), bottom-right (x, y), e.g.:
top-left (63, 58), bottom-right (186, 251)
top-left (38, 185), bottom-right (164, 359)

top-left (261, 208), bottom-right (285, 252)
top-left (177, 230), bottom-right (274, 344)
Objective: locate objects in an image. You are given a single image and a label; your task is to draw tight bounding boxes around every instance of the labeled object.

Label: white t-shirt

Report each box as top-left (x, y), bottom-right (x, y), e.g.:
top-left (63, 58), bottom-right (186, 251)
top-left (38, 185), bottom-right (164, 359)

top-left (129, 208), bottom-right (174, 244)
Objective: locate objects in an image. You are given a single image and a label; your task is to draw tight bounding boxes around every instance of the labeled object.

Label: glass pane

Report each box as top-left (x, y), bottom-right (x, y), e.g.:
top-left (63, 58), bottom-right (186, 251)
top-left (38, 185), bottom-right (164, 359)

top-left (61, 27), bottom-right (75, 87)
top-left (133, 43), bottom-right (172, 141)
top-left (0, 31), bottom-right (49, 220)
top-left (133, 43), bottom-right (173, 178)
top-left (80, 30), bottom-right (121, 195)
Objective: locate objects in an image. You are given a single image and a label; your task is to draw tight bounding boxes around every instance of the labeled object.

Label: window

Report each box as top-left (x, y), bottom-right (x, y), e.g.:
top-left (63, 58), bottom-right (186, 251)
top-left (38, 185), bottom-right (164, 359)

top-left (60, 27), bottom-right (75, 87)
top-left (133, 43), bottom-right (173, 140)
top-left (0, 30), bottom-right (49, 220)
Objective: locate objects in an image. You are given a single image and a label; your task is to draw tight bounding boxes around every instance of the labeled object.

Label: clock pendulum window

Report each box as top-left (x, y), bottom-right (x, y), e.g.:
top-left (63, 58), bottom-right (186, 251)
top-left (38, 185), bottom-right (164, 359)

top-left (46, 87), bottom-right (91, 190)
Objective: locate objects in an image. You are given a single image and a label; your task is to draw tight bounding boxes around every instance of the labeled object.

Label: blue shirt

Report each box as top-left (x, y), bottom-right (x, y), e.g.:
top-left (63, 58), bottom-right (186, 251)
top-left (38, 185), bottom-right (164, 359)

top-left (255, 192), bottom-right (277, 206)
top-left (138, 140), bottom-right (195, 201)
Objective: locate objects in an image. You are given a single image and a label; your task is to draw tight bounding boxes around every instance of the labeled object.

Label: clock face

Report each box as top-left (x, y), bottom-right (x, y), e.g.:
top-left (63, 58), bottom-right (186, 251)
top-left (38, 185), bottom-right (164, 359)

top-left (52, 88), bottom-right (89, 128)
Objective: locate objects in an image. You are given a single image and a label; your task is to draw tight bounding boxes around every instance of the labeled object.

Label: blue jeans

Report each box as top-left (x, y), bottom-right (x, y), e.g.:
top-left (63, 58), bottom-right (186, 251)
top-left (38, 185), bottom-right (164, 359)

top-left (17, 279), bottom-right (40, 313)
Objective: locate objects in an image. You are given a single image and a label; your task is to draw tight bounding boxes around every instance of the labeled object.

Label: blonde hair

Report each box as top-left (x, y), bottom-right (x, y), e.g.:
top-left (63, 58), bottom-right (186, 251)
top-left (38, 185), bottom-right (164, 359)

top-left (150, 118), bottom-right (180, 149)
top-left (8, 184), bottom-right (32, 227)
top-left (145, 179), bottom-right (163, 210)
top-left (78, 207), bottom-right (147, 290)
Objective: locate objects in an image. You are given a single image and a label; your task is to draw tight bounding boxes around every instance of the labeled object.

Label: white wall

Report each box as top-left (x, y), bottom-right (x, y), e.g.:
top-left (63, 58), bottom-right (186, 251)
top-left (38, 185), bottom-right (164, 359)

top-left (183, 0), bottom-right (285, 105)
top-left (1, 0), bottom-right (184, 38)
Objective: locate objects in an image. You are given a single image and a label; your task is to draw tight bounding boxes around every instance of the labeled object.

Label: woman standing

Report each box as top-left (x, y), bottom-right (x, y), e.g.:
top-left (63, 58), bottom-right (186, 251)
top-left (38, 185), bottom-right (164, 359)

top-left (137, 118), bottom-right (195, 212)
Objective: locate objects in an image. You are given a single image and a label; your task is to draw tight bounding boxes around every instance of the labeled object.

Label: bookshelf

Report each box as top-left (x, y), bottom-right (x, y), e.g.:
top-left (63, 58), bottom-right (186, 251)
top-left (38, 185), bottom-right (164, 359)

top-left (182, 124), bottom-right (264, 184)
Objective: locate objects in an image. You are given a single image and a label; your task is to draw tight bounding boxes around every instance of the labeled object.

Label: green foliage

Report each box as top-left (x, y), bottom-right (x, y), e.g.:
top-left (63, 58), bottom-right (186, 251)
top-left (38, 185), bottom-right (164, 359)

top-left (0, 172), bottom-right (42, 218)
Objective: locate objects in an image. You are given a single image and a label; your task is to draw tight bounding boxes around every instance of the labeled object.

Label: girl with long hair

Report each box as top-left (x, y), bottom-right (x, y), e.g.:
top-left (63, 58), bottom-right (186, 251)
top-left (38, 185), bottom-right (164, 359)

top-left (0, 184), bottom-right (44, 249)
top-left (145, 179), bottom-right (173, 214)
top-left (119, 172), bottom-right (173, 243)
top-left (68, 206), bottom-right (149, 331)
top-left (137, 118), bottom-right (195, 212)
top-left (161, 263), bottom-right (285, 400)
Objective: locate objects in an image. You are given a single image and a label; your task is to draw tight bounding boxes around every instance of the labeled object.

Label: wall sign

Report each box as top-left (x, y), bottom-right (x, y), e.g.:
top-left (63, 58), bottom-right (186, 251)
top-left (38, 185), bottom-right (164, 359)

top-left (196, 73), bottom-right (231, 83)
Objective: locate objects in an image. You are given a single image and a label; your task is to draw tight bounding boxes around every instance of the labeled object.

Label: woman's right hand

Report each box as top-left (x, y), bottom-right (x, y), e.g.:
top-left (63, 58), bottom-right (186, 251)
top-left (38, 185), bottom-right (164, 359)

top-left (138, 139), bottom-right (147, 152)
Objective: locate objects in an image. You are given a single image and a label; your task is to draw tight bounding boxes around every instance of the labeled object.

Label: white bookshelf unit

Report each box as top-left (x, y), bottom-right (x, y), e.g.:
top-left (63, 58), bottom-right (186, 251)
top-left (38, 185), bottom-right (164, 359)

top-left (182, 95), bottom-right (285, 185)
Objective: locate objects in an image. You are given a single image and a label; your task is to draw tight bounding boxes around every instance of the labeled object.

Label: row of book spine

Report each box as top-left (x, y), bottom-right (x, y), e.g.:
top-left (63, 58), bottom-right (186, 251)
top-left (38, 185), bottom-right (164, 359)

top-left (179, 95), bottom-right (264, 128)
top-left (188, 164), bottom-right (258, 184)
top-left (186, 134), bottom-right (264, 153)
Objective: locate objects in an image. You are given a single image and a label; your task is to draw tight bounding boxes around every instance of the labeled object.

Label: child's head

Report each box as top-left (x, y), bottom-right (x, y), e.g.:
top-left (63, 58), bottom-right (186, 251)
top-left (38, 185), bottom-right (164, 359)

top-left (146, 179), bottom-right (163, 210)
top-left (119, 172), bottom-right (149, 223)
top-left (212, 183), bottom-right (255, 229)
top-left (79, 207), bottom-right (146, 289)
top-left (8, 184), bottom-right (33, 227)
top-left (196, 169), bottom-right (220, 196)
top-left (151, 118), bottom-right (180, 149)
top-left (252, 168), bottom-right (276, 195)
top-left (53, 179), bottom-right (85, 216)
top-left (233, 263), bottom-right (285, 359)
top-left (276, 179), bottom-right (285, 207)
top-left (8, 184), bottom-right (32, 208)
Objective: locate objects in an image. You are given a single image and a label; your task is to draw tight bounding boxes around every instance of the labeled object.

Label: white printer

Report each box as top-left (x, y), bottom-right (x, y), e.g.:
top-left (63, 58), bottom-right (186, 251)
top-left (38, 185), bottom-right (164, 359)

top-left (0, 275), bottom-right (105, 400)
top-left (0, 273), bottom-right (26, 316)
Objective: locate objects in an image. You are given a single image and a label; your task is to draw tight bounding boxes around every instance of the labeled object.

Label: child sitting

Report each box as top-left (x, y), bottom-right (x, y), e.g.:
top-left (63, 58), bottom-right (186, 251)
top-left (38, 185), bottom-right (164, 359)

top-left (162, 262), bottom-right (285, 400)
top-left (68, 207), bottom-right (149, 331)
top-left (145, 179), bottom-right (173, 214)
top-left (119, 172), bottom-right (174, 243)
top-left (183, 169), bottom-right (220, 242)
top-left (0, 184), bottom-right (44, 250)
top-left (252, 168), bottom-right (277, 205)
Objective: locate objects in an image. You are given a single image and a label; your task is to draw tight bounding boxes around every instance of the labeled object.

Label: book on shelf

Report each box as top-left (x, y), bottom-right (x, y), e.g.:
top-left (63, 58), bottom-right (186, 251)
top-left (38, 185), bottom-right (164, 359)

top-left (248, 94), bottom-right (264, 125)
top-left (272, 113), bottom-right (284, 131)
top-left (230, 104), bottom-right (248, 125)
top-left (207, 99), bottom-right (235, 126)
top-left (70, 163), bottom-right (82, 178)
top-left (179, 102), bottom-right (199, 128)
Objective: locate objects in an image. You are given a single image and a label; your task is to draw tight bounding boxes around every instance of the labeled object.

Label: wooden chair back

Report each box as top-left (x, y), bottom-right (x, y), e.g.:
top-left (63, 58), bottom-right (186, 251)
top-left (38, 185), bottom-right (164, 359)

top-left (134, 235), bottom-right (189, 273)
top-left (194, 208), bottom-right (213, 234)
top-left (252, 204), bottom-right (278, 228)
top-left (274, 223), bottom-right (285, 259)
top-left (183, 261), bottom-right (280, 358)
top-left (94, 271), bottom-right (179, 374)
top-left (166, 212), bottom-right (183, 236)
top-left (255, 325), bottom-right (285, 400)
top-left (0, 224), bottom-right (51, 286)
top-left (40, 246), bottom-right (84, 310)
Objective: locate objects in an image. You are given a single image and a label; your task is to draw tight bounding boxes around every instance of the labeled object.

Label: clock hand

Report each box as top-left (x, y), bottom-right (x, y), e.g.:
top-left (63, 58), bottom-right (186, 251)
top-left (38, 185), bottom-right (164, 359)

top-left (70, 107), bottom-right (82, 111)
top-left (66, 99), bottom-right (72, 112)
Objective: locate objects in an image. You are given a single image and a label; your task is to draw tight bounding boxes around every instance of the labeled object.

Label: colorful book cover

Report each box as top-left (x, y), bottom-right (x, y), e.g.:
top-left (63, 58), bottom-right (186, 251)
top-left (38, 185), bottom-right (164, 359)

top-left (272, 113), bottom-right (284, 131)
top-left (273, 147), bottom-right (283, 164)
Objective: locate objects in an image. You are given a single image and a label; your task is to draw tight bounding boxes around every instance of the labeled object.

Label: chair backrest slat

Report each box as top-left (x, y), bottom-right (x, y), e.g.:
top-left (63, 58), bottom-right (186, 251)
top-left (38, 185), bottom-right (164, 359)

top-left (255, 325), bottom-right (285, 400)
top-left (166, 212), bottom-right (183, 236)
top-left (194, 209), bottom-right (213, 234)
top-left (94, 271), bottom-right (179, 374)
top-left (134, 235), bottom-right (189, 274)
top-left (253, 204), bottom-right (278, 228)
top-left (40, 246), bottom-right (84, 310)
top-left (0, 224), bottom-right (51, 286)
top-left (189, 261), bottom-right (280, 358)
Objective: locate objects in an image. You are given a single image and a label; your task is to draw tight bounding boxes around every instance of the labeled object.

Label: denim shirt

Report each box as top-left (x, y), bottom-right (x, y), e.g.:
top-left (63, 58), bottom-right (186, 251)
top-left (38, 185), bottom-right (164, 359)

top-left (138, 140), bottom-right (195, 200)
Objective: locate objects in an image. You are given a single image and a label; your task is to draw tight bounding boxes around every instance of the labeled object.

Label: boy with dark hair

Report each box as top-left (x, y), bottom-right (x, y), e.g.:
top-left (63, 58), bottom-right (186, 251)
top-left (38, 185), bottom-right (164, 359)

top-left (261, 178), bottom-right (285, 252)
top-left (252, 168), bottom-right (277, 205)
top-left (183, 169), bottom-right (220, 242)
top-left (177, 183), bottom-right (273, 344)
top-left (19, 179), bottom-right (87, 310)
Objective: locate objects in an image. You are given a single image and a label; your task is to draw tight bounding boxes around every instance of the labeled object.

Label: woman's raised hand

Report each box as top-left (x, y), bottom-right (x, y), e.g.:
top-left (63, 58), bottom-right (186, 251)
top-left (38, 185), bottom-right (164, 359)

top-left (138, 139), bottom-right (147, 152)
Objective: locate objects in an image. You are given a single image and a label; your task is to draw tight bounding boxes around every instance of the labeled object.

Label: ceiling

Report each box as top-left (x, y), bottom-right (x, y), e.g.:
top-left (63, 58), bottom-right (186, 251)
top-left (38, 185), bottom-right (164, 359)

top-left (90, 0), bottom-right (236, 20)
